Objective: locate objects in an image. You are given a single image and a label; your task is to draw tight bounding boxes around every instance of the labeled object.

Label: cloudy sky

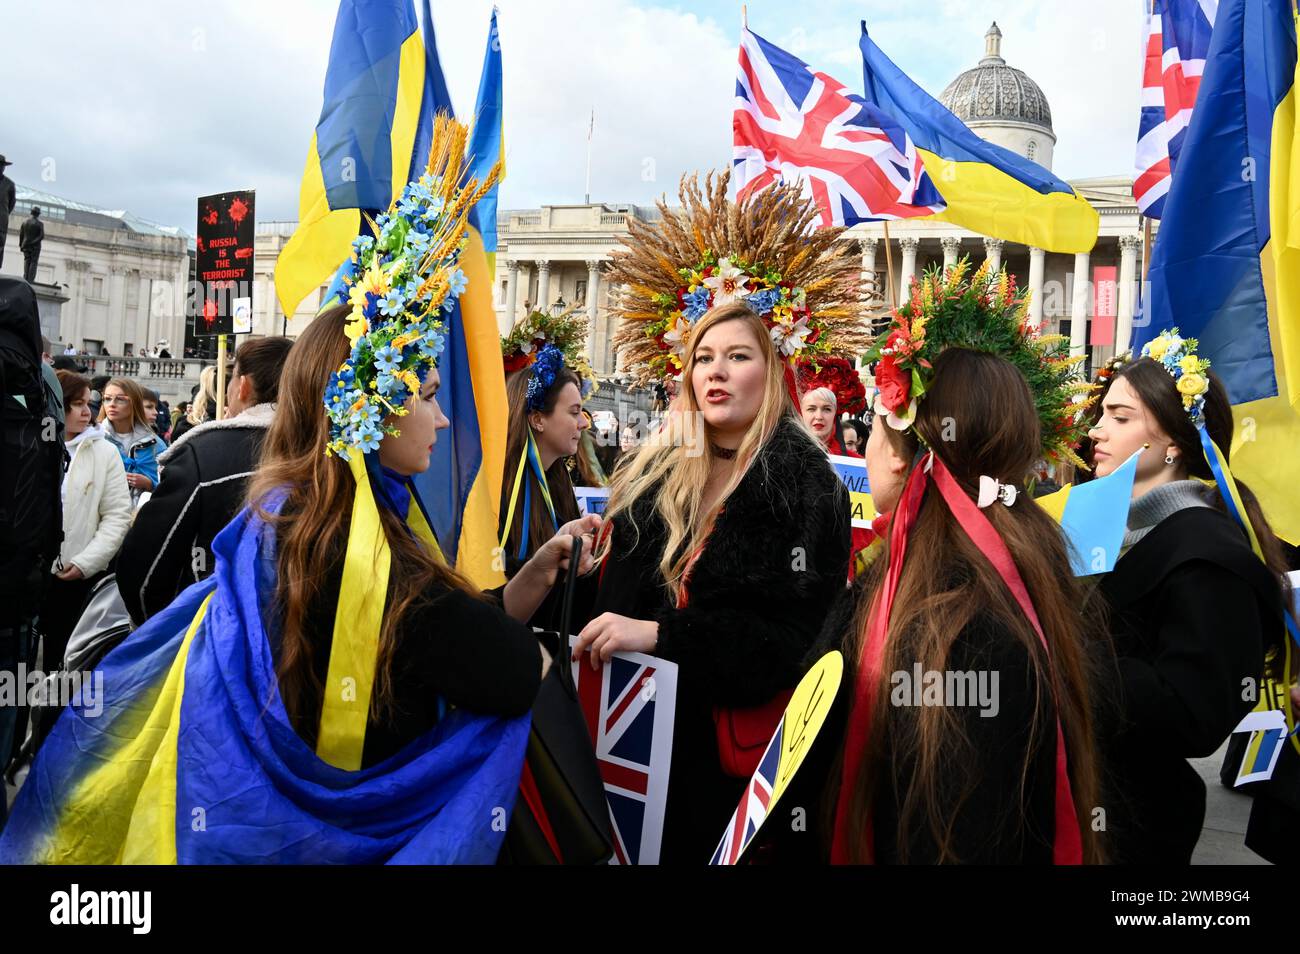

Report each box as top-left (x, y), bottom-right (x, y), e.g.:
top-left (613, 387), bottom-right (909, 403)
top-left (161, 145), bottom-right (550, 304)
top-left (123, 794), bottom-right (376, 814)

top-left (0, 0), bottom-right (1145, 230)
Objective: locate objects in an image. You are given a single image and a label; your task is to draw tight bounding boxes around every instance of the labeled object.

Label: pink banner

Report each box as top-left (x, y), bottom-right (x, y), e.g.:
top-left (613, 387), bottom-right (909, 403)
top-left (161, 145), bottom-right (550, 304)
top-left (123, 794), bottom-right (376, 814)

top-left (1090, 265), bottom-right (1118, 346)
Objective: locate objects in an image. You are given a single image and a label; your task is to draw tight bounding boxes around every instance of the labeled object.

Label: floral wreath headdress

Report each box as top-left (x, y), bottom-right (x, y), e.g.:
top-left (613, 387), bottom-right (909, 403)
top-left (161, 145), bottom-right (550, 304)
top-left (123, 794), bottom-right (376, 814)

top-left (323, 115), bottom-right (503, 461)
top-left (304, 116), bottom-right (505, 771)
top-left (607, 170), bottom-right (872, 387)
top-left (500, 308), bottom-right (598, 410)
top-left (865, 258), bottom-right (1097, 471)
top-left (1138, 327), bottom-right (1212, 425)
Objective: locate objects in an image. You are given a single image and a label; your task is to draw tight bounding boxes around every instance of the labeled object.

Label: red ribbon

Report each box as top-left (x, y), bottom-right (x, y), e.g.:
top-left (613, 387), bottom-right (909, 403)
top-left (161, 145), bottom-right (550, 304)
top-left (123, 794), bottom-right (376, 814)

top-left (830, 452), bottom-right (1083, 865)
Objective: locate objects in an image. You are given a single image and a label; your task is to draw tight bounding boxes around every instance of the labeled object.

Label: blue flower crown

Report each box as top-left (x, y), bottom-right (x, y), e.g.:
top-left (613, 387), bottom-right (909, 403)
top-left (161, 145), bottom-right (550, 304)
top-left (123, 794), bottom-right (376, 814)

top-left (525, 344), bottom-right (566, 412)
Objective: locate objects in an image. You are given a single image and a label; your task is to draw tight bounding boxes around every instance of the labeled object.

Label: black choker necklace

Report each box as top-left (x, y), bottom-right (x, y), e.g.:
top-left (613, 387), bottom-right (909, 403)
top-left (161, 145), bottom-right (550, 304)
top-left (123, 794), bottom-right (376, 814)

top-left (710, 442), bottom-right (737, 460)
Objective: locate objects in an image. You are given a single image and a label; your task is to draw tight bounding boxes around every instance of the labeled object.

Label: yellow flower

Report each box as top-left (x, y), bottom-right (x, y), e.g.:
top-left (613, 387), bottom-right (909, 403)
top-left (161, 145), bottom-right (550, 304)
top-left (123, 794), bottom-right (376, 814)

top-left (1179, 354), bottom-right (1200, 374)
top-left (1177, 371), bottom-right (1208, 396)
top-left (344, 313), bottom-right (368, 344)
top-left (1146, 336), bottom-right (1171, 361)
top-left (396, 368), bottom-right (422, 394)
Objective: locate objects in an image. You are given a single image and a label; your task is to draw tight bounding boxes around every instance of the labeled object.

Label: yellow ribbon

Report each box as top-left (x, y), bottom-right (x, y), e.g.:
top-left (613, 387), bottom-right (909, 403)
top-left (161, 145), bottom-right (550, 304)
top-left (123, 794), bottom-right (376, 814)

top-left (315, 454), bottom-right (444, 771)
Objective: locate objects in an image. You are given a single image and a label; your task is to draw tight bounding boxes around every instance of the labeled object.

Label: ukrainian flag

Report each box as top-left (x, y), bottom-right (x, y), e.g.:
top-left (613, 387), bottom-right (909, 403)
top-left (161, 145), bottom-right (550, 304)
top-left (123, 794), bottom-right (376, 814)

top-left (282, 0), bottom-right (508, 587)
top-left (1036, 448), bottom-right (1142, 575)
top-left (276, 0), bottom-right (445, 319)
top-left (1134, 0), bottom-right (1300, 544)
top-left (407, 4), bottom-right (508, 587)
top-left (466, 7), bottom-right (504, 277)
top-left (859, 22), bottom-right (1099, 254)
top-left (0, 507), bottom-right (529, 865)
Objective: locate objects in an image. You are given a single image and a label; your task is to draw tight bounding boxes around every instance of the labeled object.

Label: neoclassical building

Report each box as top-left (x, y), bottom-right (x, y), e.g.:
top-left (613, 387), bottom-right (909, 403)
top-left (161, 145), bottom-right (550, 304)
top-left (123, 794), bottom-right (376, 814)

top-left (0, 183), bottom-right (192, 356)
top-left (493, 22), bottom-right (1149, 378)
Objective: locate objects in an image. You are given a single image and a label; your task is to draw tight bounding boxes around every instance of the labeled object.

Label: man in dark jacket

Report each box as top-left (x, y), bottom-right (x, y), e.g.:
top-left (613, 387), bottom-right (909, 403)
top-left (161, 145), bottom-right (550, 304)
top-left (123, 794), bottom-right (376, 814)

top-left (19, 206), bottom-right (43, 283)
top-left (0, 156), bottom-right (14, 271)
top-left (116, 336), bottom-right (292, 625)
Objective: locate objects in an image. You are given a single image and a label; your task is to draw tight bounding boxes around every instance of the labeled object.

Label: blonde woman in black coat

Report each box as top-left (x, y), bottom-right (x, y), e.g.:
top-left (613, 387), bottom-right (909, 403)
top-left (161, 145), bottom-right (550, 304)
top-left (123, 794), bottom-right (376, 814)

top-left (573, 303), bottom-right (850, 863)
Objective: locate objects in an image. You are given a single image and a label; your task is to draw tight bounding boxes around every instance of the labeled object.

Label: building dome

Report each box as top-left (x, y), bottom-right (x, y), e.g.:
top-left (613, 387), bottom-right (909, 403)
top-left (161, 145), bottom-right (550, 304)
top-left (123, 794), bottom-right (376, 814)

top-left (938, 23), bottom-right (1056, 168)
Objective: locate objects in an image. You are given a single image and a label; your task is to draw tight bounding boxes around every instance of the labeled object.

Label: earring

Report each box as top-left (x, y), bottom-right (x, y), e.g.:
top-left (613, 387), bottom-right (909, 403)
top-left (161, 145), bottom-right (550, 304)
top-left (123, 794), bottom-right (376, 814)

top-left (1165, 454), bottom-right (1176, 465)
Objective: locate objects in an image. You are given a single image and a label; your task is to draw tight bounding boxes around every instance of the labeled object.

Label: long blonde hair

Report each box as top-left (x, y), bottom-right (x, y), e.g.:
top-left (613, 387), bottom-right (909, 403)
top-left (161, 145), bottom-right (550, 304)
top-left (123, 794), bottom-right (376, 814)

top-left (598, 302), bottom-right (804, 601)
top-left (188, 365), bottom-right (219, 425)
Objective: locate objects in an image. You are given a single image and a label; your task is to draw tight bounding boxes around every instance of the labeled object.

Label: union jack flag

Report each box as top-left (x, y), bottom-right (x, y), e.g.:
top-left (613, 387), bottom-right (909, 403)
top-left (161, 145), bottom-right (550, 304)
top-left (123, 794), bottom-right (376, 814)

top-left (1134, 0), bottom-right (1218, 218)
top-left (710, 714), bottom-right (782, 865)
top-left (571, 645), bottom-right (677, 865)
top-left (733, 26), bottom-right (945, 228)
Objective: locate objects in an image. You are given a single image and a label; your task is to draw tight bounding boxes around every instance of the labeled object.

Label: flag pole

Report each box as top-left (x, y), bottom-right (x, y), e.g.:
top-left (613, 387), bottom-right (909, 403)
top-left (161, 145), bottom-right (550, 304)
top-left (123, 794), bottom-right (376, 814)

top-left (216, 334), bottom-right (227, 420)
top-left (742, 5), bottom-right (748, 27)
top-left (585, 108), bottom-right (594, 204)
top-left (881, 221), bottom-right (897, 310)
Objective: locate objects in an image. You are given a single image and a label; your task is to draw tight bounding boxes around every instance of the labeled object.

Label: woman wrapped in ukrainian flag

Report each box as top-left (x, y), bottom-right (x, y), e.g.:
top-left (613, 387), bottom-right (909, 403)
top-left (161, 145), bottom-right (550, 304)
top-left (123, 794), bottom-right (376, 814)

top-left (0, 117), bottom-right (596, 865)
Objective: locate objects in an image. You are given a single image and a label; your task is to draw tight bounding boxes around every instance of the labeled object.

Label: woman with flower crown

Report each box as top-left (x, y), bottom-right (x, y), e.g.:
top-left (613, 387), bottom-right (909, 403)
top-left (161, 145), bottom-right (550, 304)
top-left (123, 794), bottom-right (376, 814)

top-left (498, 310), bottom-right (599, 579)
top-left (1084, 330), bottom-right (1294, 864)
top-left (570, 173), bottom-right (862, 862)
top-left (0, 118), bottom-right (597, 865)
top-left (814, 261), bottom-right (1107, 865)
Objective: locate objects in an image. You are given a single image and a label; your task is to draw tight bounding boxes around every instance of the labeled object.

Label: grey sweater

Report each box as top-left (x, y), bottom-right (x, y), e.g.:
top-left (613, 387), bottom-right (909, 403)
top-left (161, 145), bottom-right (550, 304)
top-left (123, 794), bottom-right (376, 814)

top-left (1122, 479), bottom-right (1214, 550)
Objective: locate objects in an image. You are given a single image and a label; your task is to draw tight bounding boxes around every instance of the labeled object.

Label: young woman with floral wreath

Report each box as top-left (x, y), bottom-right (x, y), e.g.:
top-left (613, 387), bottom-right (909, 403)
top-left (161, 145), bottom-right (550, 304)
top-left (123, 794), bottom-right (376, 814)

top-left (0, 118), bottom-right (597, 865)
top-left (571, 172), bottom-right (870, 862)
top-left (498, 310), bottom-right (598, 576)
top-left (1086, 331), bottom-right (1295, 863)
top-left (817, 260), bottom-right (1107, 864)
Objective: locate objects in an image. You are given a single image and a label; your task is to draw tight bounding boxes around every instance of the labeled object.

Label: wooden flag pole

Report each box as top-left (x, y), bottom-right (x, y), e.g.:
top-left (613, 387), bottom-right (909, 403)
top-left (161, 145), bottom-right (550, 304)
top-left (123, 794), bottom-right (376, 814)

top-left (216, 334), bottom-right (227, 420)
top-left (882, 221), bottom-right (897, 310)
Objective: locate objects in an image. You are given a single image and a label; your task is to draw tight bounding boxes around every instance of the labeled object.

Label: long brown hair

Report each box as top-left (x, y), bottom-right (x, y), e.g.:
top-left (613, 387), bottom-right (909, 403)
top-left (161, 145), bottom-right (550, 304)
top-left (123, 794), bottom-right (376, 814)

top-left (597, 302), bottom-right (810, 601)
top-left (842, 348), bottom-right (1105, 863)
top-left (1111, 358), bottom-right (1295, 677)
top-left (500, 366), bottom-right (582, 565)
top-left (247, 304), bottom-right (483, 741)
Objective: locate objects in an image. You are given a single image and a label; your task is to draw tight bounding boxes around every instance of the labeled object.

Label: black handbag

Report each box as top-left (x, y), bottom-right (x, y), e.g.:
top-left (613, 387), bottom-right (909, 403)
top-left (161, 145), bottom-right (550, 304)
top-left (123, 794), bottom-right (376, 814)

top-left (500, 537), bottom-right (613, 865)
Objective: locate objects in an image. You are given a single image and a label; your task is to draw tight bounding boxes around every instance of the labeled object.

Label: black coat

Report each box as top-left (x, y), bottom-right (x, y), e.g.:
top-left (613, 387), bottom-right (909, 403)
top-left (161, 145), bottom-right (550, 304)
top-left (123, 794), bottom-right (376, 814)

top-left (1099, 506), bottom-right (1282, 864)
top-left (116, 404), bottom-right (274, 626)
top-left (769, 568), bottom-right (1063, 865)
top-left (585, 414), bottom-right (851, 863)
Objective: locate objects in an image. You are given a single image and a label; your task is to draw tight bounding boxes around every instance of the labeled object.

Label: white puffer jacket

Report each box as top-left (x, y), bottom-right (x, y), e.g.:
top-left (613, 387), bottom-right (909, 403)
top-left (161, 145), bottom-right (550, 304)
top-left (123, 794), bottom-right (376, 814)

top-left (56, 426), bottom-right (133, 576)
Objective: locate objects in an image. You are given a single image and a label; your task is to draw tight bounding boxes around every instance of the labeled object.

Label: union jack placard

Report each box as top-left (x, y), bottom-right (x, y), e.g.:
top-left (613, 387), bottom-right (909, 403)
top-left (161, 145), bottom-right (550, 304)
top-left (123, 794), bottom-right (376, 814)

top-left (569, 641), bottom-right (678, 865)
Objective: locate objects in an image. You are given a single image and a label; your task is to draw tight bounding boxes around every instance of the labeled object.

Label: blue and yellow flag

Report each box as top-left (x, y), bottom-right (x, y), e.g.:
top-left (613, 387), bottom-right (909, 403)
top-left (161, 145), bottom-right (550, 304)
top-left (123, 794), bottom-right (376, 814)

top-left (1134, 0), bottom-right (1300, 544)
top-left (287, 0), bottom-right (509, 587)
top-left (398, 5), bottom-right (508, 587)
top-left (276, 0), bottom-right (447, 320)
top-left (466, 7), bottom-right (504, 276)
top-left (0, 504), bottom-right (529, 865)
top-left (1036, 448), bottom-right (1142, 575)
top-left (858, 23), bottom-right (1099, 254)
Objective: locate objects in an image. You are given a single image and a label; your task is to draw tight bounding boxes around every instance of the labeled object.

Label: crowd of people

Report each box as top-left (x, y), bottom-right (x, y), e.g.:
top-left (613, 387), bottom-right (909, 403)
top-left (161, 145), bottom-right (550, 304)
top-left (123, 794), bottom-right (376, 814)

top-left (0, 133), bottom-right (1295, 867)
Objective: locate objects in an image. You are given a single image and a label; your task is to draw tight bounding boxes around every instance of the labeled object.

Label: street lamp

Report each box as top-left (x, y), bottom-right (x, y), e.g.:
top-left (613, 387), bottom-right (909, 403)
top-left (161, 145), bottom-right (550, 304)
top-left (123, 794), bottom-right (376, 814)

top-left (550, 295), bottom-right (567, 315)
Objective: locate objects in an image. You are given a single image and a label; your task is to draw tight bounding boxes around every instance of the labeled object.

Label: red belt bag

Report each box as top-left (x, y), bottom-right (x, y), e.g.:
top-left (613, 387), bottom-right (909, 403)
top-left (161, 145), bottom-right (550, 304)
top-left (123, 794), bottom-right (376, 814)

top-left (713, 691), bottom-right (794, 778)
top-left (676, 524), bottom-right (795, 779)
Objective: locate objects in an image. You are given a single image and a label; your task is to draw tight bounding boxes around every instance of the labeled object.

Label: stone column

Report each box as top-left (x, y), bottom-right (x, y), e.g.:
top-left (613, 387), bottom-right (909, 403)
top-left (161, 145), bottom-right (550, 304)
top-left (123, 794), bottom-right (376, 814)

top-left (586, 259), bottom-right (602, 367)
top-left (536, 259), bottom-right (552, 314)
top-left (983, 236), bottom-right (1004, 272)
top-left (505, 259), bottom-right (520, 326)
top-left (1027, 247), bottom-right (1046, 329)
top-left (109, 266), bottom-right (128, 353)
top-left (859, 237), bottom-right (879, 302)
top-left (898, 237), bottom-right (919, 302)
top-left (941, 236), bottom-right (961, 271)
top-left (1070, 251), bottom-right (1091, 357)
top-left (1115, 235), bottom-right (1141, 354)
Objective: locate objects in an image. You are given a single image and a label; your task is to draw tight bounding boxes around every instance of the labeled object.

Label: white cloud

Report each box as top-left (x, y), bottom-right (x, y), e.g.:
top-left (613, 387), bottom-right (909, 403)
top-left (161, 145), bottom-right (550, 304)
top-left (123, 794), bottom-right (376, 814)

top-left (0, 0), bottom-right (1146, 231)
